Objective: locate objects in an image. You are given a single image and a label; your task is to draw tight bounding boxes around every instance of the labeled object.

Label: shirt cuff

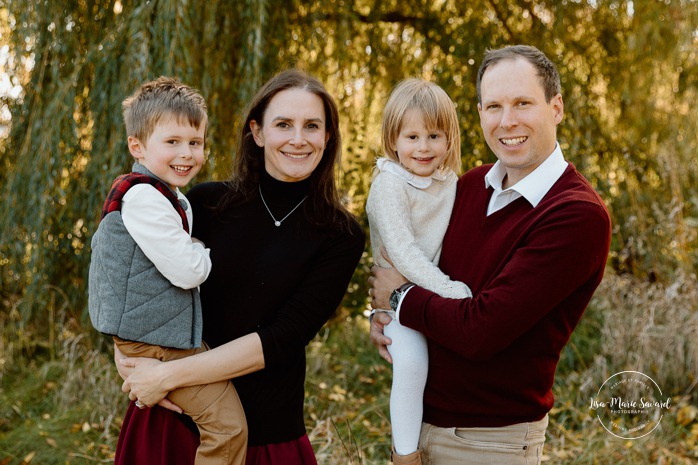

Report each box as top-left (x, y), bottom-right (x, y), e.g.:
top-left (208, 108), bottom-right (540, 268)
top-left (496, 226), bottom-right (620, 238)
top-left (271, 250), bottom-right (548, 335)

top-left (394, 286), bottom-right (413, 323)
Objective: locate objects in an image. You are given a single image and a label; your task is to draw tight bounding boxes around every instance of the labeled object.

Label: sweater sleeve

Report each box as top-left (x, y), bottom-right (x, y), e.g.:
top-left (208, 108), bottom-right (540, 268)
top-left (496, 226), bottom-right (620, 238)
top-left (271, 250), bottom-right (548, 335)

top-left (400, 198), bottom-right (611, 360)
top-left (122, 184), bottom-right (212, 289)
top-left (367, 172), bottom-right (471, 299)
top-left (257, 222), bottom-right (365, 368)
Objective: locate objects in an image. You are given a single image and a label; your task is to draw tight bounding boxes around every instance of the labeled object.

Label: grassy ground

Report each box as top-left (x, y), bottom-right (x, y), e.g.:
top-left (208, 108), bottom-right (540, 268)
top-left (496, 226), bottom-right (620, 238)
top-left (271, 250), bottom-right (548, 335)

top-left (1, 271), bottom-right (697, 464)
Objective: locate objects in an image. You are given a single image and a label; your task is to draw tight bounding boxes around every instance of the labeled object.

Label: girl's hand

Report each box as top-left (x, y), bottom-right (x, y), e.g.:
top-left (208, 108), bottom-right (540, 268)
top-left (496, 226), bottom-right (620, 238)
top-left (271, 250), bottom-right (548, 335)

top-left (119, 357), bottom-right (183, 414)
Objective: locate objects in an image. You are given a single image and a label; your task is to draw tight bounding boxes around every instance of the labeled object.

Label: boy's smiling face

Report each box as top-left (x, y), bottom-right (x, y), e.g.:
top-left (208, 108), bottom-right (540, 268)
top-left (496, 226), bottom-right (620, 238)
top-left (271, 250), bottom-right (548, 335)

top-left (128, 114), bottom-right (206, 189)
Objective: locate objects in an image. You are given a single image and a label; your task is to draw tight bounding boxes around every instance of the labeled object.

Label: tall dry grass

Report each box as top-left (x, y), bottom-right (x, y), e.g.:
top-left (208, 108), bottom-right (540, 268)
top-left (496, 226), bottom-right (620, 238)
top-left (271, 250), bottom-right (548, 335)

top-left (1, 271), bottom-right (697, 464)
top-left (546, 270), bottom-right (698, 464)
top-left (0, 287), bottom-right (125, 463)
top-left (579, 271), bottom-right (698, 402)
top-left (302, 270), bottom-right (698, 464)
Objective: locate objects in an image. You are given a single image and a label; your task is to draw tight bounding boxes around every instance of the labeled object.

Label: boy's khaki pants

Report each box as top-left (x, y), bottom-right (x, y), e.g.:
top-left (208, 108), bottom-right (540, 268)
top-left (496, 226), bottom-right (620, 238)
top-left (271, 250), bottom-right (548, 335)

top-left (115, 337), bottom-right (248, 465)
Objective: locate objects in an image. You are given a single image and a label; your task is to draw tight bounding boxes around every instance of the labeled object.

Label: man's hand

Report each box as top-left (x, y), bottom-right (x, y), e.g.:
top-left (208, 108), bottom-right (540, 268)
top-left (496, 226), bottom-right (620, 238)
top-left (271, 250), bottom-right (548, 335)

top-left (367, 248), bottom-right (409, 363)
top-left (369, 311), bottom-right (394, 363)
top-left (368, 260), bottom-right (408, 310)
top-left (367, 265), bottom-right (403, 364)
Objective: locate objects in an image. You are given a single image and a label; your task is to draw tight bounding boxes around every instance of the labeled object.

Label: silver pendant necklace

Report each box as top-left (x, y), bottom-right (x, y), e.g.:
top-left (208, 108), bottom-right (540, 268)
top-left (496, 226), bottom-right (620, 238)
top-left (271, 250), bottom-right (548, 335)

top-left (258, 185), bottom-right (308, 227)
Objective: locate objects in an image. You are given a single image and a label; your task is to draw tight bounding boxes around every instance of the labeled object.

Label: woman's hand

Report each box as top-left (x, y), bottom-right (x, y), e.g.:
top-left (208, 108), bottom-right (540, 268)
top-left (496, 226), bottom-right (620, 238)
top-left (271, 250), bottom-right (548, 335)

top-left (118, 356), bottom-right (184, 414)
top-left (113, 345), bottom-right (132, 381)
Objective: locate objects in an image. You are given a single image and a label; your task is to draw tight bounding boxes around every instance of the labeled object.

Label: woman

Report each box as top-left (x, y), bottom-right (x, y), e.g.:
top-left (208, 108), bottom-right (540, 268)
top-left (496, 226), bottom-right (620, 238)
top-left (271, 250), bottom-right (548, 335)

top-left (114, 69), bottom-right (365, 465)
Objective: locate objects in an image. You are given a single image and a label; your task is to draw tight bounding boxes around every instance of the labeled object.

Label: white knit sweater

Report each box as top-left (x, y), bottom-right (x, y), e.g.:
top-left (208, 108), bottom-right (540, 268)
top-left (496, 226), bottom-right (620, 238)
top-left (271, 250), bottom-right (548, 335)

top-left (366, 158), bottom-right (471, 300)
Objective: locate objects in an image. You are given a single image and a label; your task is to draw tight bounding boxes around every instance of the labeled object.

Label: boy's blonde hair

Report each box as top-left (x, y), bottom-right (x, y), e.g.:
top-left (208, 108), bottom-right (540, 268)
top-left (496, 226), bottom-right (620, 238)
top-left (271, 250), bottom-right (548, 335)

top-left (381, 78), bottom-right (461, 173)
top-left (122, 76), bottom-right (208, 143)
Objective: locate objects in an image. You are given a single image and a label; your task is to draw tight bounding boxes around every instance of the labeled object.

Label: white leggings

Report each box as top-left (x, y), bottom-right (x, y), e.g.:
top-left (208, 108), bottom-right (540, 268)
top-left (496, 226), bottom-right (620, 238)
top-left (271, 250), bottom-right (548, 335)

top-left (385, 315), bottom-right (429, 456)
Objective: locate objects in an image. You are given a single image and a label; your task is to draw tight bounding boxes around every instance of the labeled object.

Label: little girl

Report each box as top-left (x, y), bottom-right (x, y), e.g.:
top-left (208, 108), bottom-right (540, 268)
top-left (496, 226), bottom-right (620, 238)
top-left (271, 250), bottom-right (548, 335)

top-left (366, 78), bottom-right (471, 465)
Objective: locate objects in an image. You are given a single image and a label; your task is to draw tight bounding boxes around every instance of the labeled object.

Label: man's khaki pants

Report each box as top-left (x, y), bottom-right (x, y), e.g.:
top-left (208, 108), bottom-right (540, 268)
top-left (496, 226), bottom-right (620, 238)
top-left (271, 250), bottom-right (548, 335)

top-left (419, 415), bottom-right (548, 465)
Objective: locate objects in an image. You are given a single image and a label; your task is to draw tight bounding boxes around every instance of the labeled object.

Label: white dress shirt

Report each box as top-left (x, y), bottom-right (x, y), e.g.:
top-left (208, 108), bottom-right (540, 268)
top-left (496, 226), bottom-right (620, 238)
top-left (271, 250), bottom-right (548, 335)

top-left (484, 143), bottom-right (568, 215)
top-left (121, 184), bottom-right (211, 289)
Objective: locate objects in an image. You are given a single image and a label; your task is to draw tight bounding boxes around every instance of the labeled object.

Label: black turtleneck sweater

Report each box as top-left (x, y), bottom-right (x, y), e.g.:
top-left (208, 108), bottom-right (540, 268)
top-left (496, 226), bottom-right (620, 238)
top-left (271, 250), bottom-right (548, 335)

top-left (186, 172), bottom-right (365, 446)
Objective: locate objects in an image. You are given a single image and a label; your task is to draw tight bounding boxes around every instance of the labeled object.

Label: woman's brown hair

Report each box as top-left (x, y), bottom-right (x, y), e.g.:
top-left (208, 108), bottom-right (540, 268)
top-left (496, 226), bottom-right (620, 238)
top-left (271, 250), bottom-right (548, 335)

top-left (218, 69), bottom-right (355, 231)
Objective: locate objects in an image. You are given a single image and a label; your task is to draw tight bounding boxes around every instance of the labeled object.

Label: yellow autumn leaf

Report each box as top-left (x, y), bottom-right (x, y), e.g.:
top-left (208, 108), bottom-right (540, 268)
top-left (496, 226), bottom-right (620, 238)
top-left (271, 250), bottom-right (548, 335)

top-left (22, 451), bottom-right (36, 464)
top-left (691, 423), bottom-right (698, 439)
top-left (358, 374), bottom-right (374, 384)
top-left (45, 437), bottom-right (57, 448)
top-left (332, 385), bottom-right (347, 395)
top-left (676, 404), bottom-right (698, 426)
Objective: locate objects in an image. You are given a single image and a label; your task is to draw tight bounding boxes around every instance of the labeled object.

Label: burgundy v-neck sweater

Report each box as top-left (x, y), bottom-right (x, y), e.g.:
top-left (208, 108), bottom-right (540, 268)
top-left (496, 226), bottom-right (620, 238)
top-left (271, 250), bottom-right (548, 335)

top-left (400, 163), bottom-right (611, 428)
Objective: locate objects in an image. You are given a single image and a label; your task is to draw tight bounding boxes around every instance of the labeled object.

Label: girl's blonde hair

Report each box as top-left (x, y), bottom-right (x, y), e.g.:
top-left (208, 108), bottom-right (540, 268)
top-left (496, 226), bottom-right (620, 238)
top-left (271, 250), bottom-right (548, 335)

top-left (381, 78), bottom-right (461, 173)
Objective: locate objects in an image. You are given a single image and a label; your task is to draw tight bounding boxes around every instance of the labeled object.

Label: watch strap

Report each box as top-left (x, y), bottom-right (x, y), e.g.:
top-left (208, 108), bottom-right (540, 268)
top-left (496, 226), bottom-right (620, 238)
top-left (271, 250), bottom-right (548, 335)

top-left (390, 282), bottom-right (415, 311)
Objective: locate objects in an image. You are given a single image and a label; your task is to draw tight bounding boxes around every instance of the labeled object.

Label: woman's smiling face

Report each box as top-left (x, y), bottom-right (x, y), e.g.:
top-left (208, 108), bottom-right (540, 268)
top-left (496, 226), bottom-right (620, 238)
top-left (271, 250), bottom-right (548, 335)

top-left (250, 88), bottom-right (330, 182)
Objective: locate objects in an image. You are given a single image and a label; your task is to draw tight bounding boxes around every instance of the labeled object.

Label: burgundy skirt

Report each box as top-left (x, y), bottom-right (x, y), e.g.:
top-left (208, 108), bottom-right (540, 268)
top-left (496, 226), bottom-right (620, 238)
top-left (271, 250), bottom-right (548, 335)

top-left (115, 401), bottom-right (317, 465)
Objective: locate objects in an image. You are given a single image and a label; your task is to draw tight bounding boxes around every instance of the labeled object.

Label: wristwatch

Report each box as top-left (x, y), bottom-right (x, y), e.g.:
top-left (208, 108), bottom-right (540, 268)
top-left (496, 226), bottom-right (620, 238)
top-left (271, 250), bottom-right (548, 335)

top-left (389, 282), bottom-right (415, 311)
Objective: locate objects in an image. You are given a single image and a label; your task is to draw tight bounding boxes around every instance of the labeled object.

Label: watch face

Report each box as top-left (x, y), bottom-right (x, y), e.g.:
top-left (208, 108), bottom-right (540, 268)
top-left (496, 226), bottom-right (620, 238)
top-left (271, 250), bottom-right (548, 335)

top-left (389, 290), bottom-right (400, 310)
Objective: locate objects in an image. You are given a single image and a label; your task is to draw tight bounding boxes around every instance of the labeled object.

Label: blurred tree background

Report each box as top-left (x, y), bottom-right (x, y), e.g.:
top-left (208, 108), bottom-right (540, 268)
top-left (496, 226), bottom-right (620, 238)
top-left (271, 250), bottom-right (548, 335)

top-left (1, 0), bottom-right (697, 323)
top-left (1, 1), bottom-right (698, 463)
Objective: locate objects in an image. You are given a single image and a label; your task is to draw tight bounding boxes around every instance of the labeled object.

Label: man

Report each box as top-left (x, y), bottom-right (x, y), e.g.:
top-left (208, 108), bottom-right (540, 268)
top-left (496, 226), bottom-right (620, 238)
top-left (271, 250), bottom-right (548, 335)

top-left (369, 45), bottom-right (611, 464)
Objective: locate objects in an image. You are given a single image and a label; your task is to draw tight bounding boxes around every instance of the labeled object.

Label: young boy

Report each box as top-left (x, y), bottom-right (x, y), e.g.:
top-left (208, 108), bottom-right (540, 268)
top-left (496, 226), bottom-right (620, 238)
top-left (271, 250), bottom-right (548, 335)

top-left (88, 77), bottom-right (247, 465)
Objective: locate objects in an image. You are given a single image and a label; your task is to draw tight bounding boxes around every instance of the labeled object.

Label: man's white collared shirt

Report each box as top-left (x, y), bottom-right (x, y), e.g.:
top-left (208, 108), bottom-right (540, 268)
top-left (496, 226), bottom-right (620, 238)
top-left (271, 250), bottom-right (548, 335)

top-left (484, 144), bottom-right (568, 216)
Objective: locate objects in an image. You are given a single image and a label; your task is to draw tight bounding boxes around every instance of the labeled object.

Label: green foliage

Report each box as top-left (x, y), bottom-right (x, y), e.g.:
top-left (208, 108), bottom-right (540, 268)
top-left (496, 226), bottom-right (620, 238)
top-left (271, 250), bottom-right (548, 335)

top-left (1, 272), bottom-right (697, 463)
top-left (1, 6), bottom-right (696, 463)
top-left (546, 271), bottom-right (698, 464)
top-left (1, 2), bottom-right (697, 320)
top-left (0, 287), bottom-right (125, 464)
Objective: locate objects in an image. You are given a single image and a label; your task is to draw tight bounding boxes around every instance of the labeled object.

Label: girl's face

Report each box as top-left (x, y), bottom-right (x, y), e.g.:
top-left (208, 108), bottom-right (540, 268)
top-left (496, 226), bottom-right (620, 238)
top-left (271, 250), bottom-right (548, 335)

top-left (394, 109), bottom-right (449, 177)
top-left (250, 88), bottom-right (330, 183)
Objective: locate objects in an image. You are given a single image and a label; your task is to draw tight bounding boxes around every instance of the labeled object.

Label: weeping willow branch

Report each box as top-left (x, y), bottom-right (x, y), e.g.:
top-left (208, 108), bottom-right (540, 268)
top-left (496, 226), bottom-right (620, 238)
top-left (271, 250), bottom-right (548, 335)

top-left (0, 0), bottom-right (696, 323)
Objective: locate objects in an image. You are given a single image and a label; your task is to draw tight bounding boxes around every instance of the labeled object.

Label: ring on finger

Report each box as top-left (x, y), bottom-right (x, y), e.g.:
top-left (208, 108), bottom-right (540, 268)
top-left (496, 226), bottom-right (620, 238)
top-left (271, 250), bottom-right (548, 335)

top-left (135, 400), bottom-right (146, 409)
